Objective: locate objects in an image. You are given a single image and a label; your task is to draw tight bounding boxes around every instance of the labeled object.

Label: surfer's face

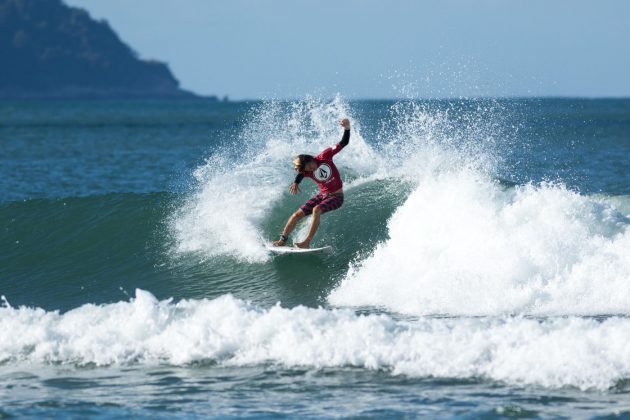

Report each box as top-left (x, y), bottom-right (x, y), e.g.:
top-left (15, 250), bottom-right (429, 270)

top-left (292, 157), bottom-right (304, 172)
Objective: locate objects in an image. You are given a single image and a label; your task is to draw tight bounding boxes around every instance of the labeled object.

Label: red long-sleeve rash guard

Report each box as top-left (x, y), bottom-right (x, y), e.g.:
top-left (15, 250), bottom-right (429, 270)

top-left (294, 129), bottom-right (350, 195)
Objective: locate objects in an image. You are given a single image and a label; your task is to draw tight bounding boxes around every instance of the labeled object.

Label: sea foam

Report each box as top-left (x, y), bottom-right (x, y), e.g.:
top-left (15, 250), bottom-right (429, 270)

top-left (329, 170), bottom-right (630, 316)
top-left (2, 289), bottom-right (630, 391)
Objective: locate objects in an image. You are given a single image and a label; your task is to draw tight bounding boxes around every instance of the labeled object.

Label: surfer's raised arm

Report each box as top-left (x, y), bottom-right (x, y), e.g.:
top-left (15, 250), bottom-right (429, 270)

top-left (333, 118), bottom-right (351, 155)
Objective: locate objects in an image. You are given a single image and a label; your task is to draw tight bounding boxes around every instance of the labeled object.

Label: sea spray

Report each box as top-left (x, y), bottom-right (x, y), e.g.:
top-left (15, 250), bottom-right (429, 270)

top-left (373, 98), bottom-right (513, 182)
top-left (170, 96), bottom-right (382, 261)
top-left (170, 95), bottom-right (514, 261)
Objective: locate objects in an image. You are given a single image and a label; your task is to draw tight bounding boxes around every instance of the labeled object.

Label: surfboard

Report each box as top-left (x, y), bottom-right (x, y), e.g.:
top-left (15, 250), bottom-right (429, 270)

top-left (266, 244), bottom-right (333, 255)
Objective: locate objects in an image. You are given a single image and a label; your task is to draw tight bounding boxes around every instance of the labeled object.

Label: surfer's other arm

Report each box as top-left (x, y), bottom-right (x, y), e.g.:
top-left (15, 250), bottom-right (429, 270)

top-left (289, 178), bottom-right (301, 195)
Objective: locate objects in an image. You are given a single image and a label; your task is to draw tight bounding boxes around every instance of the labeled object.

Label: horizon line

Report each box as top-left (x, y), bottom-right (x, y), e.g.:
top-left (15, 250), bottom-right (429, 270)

top-left (2, 94), bottom-right (629, 103)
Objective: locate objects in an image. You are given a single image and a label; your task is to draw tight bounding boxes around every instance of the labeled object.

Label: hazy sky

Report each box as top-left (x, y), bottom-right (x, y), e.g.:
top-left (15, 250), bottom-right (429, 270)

top-left (66, 0), bottom-right (630, 100)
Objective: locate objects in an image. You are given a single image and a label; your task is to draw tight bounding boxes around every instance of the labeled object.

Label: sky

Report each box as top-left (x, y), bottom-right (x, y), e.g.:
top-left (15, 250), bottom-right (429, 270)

top-left (66, 0), bottom-right (630, 100)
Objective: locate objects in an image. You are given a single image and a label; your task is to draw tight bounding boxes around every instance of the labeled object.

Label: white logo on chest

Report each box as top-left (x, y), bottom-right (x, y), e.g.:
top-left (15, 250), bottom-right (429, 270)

top-left (314, 163), bottom-right (332, 182)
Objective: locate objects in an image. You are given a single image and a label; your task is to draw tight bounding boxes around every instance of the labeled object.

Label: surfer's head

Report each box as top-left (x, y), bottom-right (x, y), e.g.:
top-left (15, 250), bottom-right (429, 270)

top-left (293, 154), bottom-right (315, 172)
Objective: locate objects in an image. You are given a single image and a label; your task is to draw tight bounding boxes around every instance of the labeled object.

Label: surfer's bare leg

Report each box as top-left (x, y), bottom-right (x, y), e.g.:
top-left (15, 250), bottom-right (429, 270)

top-left (295, 206), bottom-right (321, 249)
top-left (273, 209), bottom-right (305, 246)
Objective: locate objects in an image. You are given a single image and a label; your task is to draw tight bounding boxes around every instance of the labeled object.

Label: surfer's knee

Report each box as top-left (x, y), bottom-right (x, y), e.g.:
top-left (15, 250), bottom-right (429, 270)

top-left (312, 205), bottom-right (322, 216)
top-left (292, 209), bottom-right (306, 219)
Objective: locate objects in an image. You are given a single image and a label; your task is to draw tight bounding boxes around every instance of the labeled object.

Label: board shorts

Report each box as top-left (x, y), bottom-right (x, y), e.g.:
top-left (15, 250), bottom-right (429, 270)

top-left (300, 193), bottom-right (344, 216)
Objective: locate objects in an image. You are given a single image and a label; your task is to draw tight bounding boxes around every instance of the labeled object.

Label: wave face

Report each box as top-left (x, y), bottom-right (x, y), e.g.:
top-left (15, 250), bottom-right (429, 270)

top-left (3, 289), bottom-right (630, 391)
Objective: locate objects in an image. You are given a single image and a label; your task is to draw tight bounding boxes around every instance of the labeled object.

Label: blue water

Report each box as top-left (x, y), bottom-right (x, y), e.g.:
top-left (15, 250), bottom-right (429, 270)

top-left (1, 98), bottom-right (629, 418)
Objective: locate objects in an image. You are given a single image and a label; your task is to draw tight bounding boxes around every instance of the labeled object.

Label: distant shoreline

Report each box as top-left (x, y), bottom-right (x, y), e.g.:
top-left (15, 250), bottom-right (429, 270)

top-left (1, 96), bottom-right (627, 103)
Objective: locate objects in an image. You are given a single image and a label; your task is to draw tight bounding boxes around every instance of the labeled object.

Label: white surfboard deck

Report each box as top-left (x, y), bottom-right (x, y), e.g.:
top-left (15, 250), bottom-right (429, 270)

top-left (266, 244), bottom-right (333, 255)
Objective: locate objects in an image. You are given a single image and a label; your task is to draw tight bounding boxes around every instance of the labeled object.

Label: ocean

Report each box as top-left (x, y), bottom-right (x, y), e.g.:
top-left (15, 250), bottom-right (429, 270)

top-left (1, 97), bottom-right (629, 418)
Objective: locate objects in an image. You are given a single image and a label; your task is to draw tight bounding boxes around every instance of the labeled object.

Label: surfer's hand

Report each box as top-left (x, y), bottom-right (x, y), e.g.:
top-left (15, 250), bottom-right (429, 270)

top-left (289, 183), bottom-right (300, 195)
top-left (340, 118), bottom-right (350, 130)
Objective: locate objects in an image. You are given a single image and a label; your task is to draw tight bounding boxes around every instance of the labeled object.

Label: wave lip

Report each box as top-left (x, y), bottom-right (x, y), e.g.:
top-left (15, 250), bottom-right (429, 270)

top-left (329, 171), bottom-right (630, 316)
top-left (2, 290), bottom-right (630, 390)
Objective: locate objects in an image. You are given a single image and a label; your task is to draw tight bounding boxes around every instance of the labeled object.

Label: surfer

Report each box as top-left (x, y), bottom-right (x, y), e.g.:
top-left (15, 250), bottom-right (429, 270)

top-left (273, 118), bottom-right (351, 248)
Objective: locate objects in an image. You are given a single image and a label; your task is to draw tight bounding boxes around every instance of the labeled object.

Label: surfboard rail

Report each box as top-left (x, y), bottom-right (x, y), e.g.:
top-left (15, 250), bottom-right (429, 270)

top-left (266, 244), bottom-right (333, 255)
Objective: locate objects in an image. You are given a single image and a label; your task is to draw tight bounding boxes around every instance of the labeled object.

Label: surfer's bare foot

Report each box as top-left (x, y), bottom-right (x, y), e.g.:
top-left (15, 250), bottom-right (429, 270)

top-left (294, 240), bottom-right (310, 249)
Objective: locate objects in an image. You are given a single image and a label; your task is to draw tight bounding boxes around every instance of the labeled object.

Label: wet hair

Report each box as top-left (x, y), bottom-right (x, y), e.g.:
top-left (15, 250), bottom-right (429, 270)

top-left (293, 154), bottom-right (314, 171)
